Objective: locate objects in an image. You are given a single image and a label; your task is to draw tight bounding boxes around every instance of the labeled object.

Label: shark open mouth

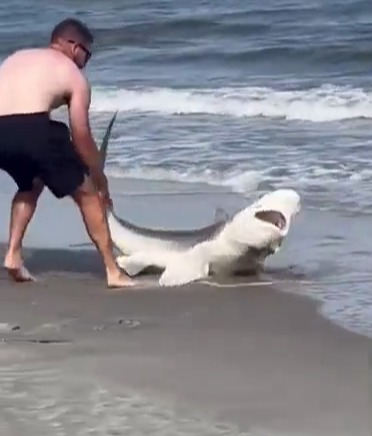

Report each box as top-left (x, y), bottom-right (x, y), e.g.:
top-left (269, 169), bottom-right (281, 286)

top-left (254, 210), bottom-right (287, 230)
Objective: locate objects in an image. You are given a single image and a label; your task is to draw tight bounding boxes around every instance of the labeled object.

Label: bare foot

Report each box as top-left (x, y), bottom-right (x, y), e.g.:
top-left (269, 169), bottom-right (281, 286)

top-left (3, 254), bottom-right (36, 283)
top-left (106, 270), bottom-right (136, 289)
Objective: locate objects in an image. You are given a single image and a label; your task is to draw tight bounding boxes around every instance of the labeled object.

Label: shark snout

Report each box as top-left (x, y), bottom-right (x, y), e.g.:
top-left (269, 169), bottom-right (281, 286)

top-left (249, 189), bottom-right (301, 235)
top-left (254, 190), bottom-right (301, 219)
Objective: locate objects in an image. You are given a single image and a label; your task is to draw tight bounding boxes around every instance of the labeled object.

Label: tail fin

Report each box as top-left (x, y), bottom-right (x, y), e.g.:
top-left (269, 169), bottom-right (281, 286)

top-left (99, 111), bottom-right (118, 168)
top-left (69, 113), bottom-right (118, 250)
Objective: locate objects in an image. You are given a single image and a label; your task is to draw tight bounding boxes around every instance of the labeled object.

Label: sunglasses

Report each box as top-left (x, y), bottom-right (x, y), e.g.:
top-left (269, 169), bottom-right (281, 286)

top-left (67, 39), bottom-right (92, 62)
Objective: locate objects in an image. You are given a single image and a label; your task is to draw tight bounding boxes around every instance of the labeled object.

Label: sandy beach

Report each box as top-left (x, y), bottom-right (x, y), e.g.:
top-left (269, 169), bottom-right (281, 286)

top-left (0, 241), bottom-right (370, 436)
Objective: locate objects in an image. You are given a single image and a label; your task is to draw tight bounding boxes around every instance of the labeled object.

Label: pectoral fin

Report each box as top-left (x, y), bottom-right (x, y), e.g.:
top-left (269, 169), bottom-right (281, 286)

top-left (159, 253), bottom-right (209, 287)
top-left (116, 254), bottom-right (150, 277)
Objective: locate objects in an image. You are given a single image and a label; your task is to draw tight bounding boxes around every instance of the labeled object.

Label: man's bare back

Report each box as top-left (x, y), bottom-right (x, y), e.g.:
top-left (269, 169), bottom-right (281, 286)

top-left (0, 48), bottom-right (83, 116)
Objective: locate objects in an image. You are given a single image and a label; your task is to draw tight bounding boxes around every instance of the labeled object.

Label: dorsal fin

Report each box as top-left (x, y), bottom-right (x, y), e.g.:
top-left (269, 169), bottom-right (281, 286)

top-left (99, 111), bottom-right (118, 169)
top-left (214, 207), bottom-right (229, 223)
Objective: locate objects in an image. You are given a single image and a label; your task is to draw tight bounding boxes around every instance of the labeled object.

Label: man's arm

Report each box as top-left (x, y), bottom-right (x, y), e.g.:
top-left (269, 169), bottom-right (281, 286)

top-left (67, 72), bottom-right (102, 174)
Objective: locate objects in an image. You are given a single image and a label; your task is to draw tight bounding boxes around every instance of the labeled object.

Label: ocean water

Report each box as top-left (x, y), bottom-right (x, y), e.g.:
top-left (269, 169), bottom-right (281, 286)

top-left (0, 1), bottom-right (371, 338)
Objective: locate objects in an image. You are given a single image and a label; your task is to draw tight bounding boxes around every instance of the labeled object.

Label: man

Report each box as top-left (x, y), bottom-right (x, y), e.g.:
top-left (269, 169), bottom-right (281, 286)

top-left (0, 18), bottom-right (134, 288)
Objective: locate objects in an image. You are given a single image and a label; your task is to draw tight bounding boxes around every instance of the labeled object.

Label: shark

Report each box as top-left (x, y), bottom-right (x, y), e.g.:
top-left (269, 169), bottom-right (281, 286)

top-left (96, 113), bottom-right (301, 287)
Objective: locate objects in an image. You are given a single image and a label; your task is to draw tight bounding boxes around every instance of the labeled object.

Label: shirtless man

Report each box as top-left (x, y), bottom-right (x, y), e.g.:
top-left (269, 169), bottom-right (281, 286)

top-left (0, 18), bottom-right (134, 288)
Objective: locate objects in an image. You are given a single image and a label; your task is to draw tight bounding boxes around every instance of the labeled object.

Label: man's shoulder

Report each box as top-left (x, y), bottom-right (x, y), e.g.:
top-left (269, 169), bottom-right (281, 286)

top-left (46, 50), bottom-right (88, 85)
top-left (14, 47), bottom-right (89, 90)
top-left (22, 48), bottom-right (81, 73)
top-left (12, 47), bottom-right (52, 58)
top-left (6, 47), bottom-right (76, 69)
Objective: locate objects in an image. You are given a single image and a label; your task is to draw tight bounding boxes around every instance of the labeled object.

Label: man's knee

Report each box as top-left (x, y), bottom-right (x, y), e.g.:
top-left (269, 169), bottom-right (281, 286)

top-left (14, 178), bottom-right (44, 202)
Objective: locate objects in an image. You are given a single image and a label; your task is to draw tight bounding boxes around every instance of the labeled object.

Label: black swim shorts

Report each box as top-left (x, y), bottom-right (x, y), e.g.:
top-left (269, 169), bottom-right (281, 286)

top-left (0, 112), bottom-right (87, 198)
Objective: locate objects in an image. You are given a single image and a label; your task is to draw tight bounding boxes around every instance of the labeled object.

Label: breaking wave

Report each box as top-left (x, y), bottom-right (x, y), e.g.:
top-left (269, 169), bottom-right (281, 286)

top-left (91, 84), bottom-right (372, 122)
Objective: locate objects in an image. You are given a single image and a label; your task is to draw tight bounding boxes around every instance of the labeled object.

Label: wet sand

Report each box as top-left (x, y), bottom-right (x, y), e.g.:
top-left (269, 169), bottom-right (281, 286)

top-left (0, 243), bottom-right (370, 436)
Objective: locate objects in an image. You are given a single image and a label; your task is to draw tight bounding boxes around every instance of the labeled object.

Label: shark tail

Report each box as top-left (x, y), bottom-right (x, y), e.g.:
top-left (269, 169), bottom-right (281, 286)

top-left (69, 112), bottom-right (118, 250)
top-left (99, 111), bottom-right (118, 168)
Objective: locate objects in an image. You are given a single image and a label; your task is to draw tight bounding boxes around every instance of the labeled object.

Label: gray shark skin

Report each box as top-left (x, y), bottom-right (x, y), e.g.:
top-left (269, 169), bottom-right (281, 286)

top-left (110, 210), bottom-right (226, 247)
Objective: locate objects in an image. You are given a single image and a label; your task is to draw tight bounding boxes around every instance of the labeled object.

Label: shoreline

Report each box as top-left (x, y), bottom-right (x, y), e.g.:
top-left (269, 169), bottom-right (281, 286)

top-left (0, 237), bottom-right (370, 341)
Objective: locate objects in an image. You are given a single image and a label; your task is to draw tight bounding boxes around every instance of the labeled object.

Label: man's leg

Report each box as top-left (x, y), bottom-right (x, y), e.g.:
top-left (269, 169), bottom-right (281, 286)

top-left (71, 176), bottom-right (134, 288)
top-left (3, 179), bottom-right (44, 281)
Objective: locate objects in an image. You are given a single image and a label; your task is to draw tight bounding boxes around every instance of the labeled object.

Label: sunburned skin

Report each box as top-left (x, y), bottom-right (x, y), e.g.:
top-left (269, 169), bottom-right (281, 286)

top-left (0, 48), bottom-right (84, 116)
